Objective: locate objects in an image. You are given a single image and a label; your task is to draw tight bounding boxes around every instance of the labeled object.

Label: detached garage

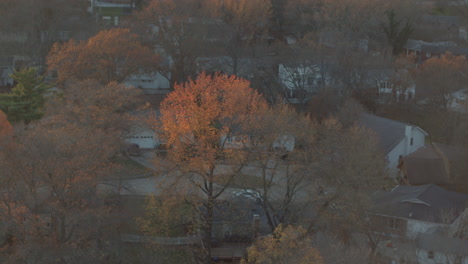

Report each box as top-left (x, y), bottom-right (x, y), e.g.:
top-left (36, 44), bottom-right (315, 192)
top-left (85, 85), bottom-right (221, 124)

top-left (126, 127), bottom-right (158, 149)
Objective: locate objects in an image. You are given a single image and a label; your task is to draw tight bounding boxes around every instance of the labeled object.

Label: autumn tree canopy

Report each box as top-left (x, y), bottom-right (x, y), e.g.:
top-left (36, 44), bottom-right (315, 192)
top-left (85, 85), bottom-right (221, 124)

top-left (46, 28), bottom-right (159, 84)
top-left (0, 79), bottom-right (142, 262)
top-left (157, 73), bottom-right (268, 261)
top-left (0, 110), bottom-right (13, 146)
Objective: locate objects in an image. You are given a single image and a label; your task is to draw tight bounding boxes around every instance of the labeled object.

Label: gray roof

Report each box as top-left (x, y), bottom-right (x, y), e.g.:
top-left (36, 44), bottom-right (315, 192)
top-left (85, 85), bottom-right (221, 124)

top-left (421, 44), bottom-right (468, 55)
top-left (371, 184), bottom-right (468, 223)
top-left (420, 15), bottom-right (461, 26)
top-left (0, 56), bottom-right (14, 67)
top-left (358, 113), bottom-right (409, 154)
top-left (417, 233), bottom-right (468, 255)
top-left (404, 39), bottom-right (457, 52)
top-left (401, 144), bottom-right (451, 185)
top-left (401, 143), bottom-right (467, 185)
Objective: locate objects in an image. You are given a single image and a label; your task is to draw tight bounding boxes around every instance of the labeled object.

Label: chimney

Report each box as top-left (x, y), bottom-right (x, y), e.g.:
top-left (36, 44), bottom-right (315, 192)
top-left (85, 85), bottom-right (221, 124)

top-left (405, 125), bottom-right (412, 154)
top-left (252, 214), bottom-right (260, 240)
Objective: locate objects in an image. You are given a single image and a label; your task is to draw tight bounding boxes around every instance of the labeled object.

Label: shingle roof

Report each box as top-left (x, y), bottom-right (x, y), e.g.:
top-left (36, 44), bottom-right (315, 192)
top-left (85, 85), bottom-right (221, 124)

top-left (402, 145), bottom-right (450, 185)
top-left (402, 143), bottom-right (467, 185)
top-left (358, 113), bottom-right (408, 154)
top-left (371, 184), bottom-right (468, 223)
top-left (421, 44), bottom-right (468, 55)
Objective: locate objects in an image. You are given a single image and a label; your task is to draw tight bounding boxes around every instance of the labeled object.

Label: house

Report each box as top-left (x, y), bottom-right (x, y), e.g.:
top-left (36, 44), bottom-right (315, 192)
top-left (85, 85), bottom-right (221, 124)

top-left (88, 0), bottom-right (136, 26)
top-left (221, 134), bottom-right (295, 152)
top-left (370, 184), bottom-right (468, 239)
top-left (404, 39), bottom-right (468, 64)
top-left (449, 88), bottom-right (468, 113)
top-left (416, 233), bottom-right (468, 264)
top-left (359, 113), bottom-right (427, 175)
top-left (0, 56), bottom-right (15, 88)
top-left (125, 110), bottom-right (162, 149)
top-left (398, 143), bottom-right (468, 192)
top-left (125, 126), bottom-right (159, 149)
top-left (124, 72), bottom-right (170, 94)
top-left (369, 68), bottom-right (416, 104)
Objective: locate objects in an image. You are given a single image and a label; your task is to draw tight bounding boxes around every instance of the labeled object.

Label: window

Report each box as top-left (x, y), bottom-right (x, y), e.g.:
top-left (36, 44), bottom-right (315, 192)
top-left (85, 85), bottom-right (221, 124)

top-left (223, 224), bottom-right (232, 238)
top-left (427, 250), bottom-right (434, 259)
top-left (410, 138), bottom-right (413, 146)
top-left (387, 217), bottom-right (405, 231)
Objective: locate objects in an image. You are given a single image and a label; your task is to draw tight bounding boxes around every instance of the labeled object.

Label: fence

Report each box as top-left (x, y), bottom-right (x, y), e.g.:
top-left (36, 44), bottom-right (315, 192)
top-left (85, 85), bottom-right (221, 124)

top-left (120, 234), bottom-right (200, 245)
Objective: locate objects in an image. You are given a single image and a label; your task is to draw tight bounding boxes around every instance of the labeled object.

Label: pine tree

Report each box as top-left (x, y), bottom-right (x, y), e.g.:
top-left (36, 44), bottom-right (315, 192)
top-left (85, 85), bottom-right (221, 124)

top-left (0, 68), bottom-right (50, 123)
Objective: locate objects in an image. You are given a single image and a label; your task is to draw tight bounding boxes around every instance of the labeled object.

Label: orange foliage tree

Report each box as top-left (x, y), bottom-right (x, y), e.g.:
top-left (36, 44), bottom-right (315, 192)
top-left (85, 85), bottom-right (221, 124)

top-left (0, 110), bottom-right (13, 143)
top-left (158, 73), bottom-right (268, 260)
top-left (47, 28), bottom-right (159, 84)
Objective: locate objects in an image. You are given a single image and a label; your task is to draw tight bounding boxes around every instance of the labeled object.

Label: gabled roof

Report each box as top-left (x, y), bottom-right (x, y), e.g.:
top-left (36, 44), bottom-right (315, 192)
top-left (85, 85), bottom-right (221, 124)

top-left (358, 113), bottom-right (426, 154)
top-left (371, 184), bottom-right (468, 223)
top-left (401, 143), bottom-right (467, 185)
top-left (401, 144), bottom-right (450, 185)
top-left (421, 44), bottom-right (468, 55)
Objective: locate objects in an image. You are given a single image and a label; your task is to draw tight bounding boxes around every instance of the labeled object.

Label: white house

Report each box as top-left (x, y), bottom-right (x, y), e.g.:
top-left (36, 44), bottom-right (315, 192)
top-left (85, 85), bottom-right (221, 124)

top-left (359, 113), bottom-right (428, 176)
top-left (370, 184), bottom-right (468, 238)
top-left (371, 185), bottom-right (468, 263)
top-left (125, 72), bottom-right (170, 94)
top-left (377, 78), bottom-right (416, 103)
top-left (416, 233), bottom-right (468, 264)
top-left (125, 111), bottom-right (162, 149)
top-left (125, 126), bottom-right (159, 149)
top-left (221, 134), bottom-right (295, 152)
top-left (88, 0), bottom-right (135, 26)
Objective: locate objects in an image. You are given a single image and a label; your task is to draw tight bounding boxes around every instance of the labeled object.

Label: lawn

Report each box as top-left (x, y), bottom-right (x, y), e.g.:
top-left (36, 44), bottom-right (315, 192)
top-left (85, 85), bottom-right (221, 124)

top-left (109, 156), bottom-right (153, 179)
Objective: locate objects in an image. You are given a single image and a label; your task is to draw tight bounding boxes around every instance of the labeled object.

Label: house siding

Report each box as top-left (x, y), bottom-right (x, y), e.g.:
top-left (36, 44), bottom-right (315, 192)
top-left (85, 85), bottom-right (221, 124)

top-left (125, 72), bottom-right (170, 92)
top-left (406, 220), bottom-right (446, 239)
top-left (126, 128), bottom-right (158, 149)
top-left (387, 126), bottom-right (426, 175)
top-left (417, 249), bottom-right (468, 264)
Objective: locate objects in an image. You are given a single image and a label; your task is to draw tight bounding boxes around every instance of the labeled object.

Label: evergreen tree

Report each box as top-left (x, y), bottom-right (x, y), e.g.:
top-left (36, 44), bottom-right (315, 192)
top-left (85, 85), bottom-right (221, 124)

top-left (0, 68), bottom-right (50, 123)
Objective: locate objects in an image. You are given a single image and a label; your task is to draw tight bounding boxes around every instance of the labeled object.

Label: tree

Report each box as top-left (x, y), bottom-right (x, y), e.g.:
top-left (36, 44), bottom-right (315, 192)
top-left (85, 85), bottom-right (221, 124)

top-left (0, 67), bottom-right (50, 124)
top-left (305, 102), bottom-right (389, 247)
top-left (0, 79), bottom-right (142, 263)
top-left (134, 0), bottom-right (208, 87)
top-left (0, 110), bottom-right (13, 141)
top-left (207, 0), bottom-right (271, 73)
top-left (46, 28), bottom-right (159, 84)
top-left (382, 9), bottom-right (413, 56)
top-left (242, 224), bottom-right (323, 264)
top-left (0, 0), bottom-right (95, 69)
top-left (417, 52), bottom-right (467, 112)
top-left (156, 73), bottom-right (268, 262)
top-left (0, 123), bottom-right (119, 263)
top-left (241, 104), bottom-right (316, 231)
